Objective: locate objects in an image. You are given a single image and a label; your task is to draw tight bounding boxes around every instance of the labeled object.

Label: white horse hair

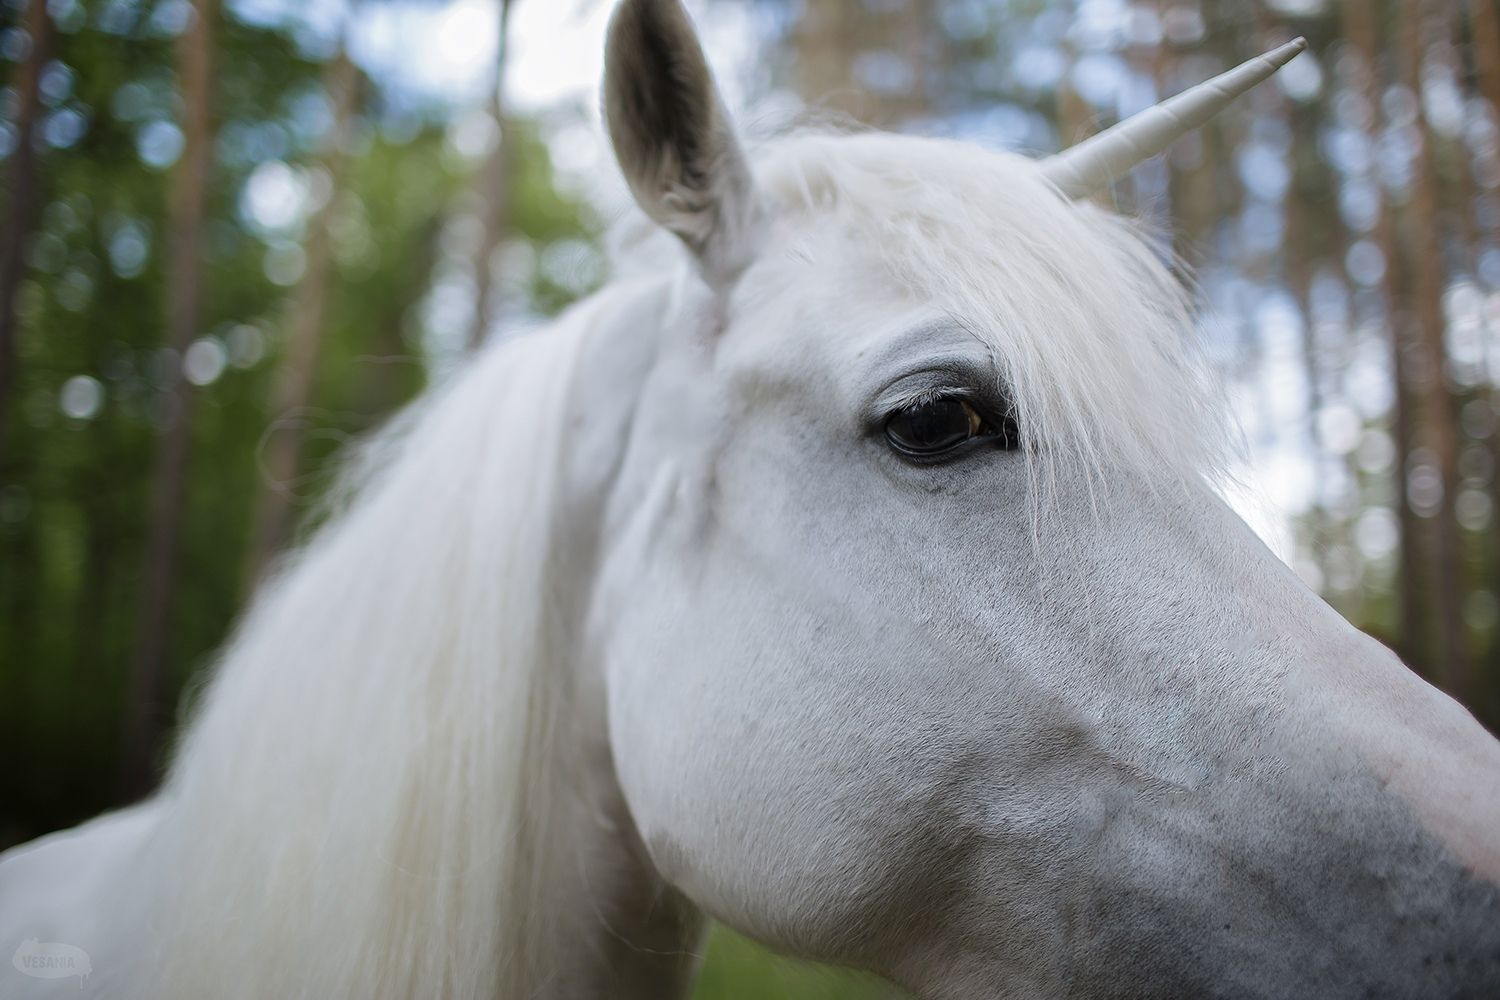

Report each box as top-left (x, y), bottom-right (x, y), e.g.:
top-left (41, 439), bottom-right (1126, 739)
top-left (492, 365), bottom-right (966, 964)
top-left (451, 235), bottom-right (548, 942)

top-left (751, 133), bottom-right (1232, 489)
top-left (4, 2), bottom-right (1498, 998)
top-left (151, 310), bottom-right (593, 996)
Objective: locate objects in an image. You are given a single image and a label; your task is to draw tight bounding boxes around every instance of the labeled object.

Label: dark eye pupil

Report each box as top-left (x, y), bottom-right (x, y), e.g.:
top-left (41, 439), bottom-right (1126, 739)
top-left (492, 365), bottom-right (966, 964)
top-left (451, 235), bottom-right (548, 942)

top-left (886, 398), bottom-right (976, 455)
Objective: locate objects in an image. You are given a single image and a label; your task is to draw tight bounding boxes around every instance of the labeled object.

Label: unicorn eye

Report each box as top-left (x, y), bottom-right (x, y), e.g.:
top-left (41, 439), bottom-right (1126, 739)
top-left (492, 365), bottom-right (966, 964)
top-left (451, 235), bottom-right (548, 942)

top-left (885, 397), bottom-right (994, 458)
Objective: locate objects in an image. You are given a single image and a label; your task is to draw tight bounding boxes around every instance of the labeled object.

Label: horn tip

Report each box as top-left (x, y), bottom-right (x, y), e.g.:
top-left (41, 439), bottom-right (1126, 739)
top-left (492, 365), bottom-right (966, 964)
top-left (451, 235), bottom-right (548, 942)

top-left (1272, 36), bottom-right (1309, 63)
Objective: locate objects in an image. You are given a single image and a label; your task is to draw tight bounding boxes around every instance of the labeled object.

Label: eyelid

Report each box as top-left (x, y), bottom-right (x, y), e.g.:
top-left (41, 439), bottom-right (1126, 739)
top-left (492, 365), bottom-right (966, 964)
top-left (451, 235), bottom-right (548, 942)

top-left (885, 383), bottom-right (977, 412)
top-left (865, 360), bottom-right (1003, 432)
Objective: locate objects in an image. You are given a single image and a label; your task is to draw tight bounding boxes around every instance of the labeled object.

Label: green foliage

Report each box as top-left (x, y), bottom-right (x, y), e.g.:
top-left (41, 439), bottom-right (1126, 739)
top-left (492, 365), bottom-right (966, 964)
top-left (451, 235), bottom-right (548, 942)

top-left (693, 928), bottom-right (902, 1000)
top-left (0, 2), bottom-right (597, 845)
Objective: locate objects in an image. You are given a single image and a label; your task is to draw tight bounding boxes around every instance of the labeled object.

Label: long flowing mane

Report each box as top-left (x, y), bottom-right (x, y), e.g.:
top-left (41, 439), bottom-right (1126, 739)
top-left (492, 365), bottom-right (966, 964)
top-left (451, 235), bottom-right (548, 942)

top-left (143, 292), bottom-right (608, 999)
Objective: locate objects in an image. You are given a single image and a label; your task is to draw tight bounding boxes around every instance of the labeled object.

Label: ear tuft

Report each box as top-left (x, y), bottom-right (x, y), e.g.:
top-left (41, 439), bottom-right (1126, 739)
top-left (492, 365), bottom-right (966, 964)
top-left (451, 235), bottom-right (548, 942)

top-left (603, 0), bottom-right (763, 286)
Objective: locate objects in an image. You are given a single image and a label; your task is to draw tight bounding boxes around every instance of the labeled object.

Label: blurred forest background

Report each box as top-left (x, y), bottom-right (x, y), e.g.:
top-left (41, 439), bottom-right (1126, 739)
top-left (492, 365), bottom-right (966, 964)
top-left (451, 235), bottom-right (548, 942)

top-left (2, 0), bottom-right (1499, 995)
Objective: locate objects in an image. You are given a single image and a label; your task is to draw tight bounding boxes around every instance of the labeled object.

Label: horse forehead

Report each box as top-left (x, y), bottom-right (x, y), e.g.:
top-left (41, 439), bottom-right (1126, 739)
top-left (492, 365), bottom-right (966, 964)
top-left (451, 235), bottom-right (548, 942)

top-left (714, 251), bottom-right (941, 397)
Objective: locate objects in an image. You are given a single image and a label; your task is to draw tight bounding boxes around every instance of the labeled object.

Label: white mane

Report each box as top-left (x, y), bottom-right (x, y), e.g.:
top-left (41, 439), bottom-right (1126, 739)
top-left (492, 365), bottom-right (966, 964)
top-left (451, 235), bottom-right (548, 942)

top-left (754, 132), bottom-right (1233, 494)
top-left (145, 292), bottom-right (607, 999)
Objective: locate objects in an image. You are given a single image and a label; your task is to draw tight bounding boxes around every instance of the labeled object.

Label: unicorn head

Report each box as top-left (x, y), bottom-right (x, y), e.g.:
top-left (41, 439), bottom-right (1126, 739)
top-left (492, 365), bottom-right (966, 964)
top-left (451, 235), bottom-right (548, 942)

top-left (587, 1), bottom-right (1500, 995)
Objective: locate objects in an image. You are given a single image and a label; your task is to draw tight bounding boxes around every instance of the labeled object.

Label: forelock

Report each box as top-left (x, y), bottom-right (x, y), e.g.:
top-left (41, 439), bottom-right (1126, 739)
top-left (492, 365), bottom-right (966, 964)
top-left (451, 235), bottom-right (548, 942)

top-left (750, 131), bottom-right (1234, 498)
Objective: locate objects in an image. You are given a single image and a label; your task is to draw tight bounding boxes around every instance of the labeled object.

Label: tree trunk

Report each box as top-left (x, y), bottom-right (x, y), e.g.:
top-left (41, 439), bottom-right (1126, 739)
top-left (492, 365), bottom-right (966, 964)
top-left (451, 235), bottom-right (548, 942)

top-left (0, 0), bottom-right (53, 468)
top-left (1056, 37), bottom-right (1094, 153)
top-left (781, 0), bottom-right (936, 127)
top-left (120, 0), bottom-right (218, 799)
top-left (1468, 0), bottom-right (1500, 686)
top-left (1400, 0), bottom-right (1472, 697)
top-left (1344, 0), bottom-right (1425, 668)
top-left (1284, 122), bottom-right (1328, 591)
top-left (1250, 4), bottom-right (1329, 594)
top-left (1472, 0), bottom-right (1500, 116)
top-left (468, 0), bottom-right (517, 349)
top-left (787, 0), bottom-right (861, 121)
top-left (244, 38), bottom-right (362, 585)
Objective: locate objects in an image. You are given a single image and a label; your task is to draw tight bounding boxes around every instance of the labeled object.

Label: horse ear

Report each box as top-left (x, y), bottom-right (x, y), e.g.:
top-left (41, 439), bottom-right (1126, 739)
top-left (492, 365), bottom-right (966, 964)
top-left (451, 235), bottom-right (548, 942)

top-left (603, 0), bottom-right (764, 286)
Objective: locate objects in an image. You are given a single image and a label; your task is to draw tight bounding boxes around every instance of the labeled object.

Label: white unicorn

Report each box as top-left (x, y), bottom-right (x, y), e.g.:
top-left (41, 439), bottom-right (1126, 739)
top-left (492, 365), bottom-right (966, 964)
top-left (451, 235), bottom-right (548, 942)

top-left (4, 1), bottom-right (1499, 996)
